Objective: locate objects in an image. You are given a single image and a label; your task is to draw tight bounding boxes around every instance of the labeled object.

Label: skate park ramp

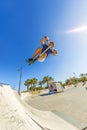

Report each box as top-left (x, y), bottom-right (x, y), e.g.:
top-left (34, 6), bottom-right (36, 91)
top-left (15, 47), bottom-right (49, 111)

top-left (24, 82), bottom-right (87, 130)
top-left (0, 84), bottom-right (78, 130)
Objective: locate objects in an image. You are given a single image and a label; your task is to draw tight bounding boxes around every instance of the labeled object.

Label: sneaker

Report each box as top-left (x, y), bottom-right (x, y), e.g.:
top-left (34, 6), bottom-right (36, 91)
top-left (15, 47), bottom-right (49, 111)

top-left (29, 58), bottom-right (33, 62)
top-left (26, 58), bottom-right (33, 62)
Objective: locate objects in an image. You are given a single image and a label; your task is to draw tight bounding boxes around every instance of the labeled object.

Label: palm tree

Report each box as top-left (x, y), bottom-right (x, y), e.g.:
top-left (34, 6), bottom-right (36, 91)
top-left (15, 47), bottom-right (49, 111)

top-left (65, 77), bottom-right (78, 85)
top-left (80, 73), bottom-right (87, 77)
top-left (42, 76), bottom-right (54, 88)
top-left (80, 73), bottom-right (84, 77)
top-left (31, 78), bottom-right (38, 91)
top-left (24, 79), bottom-right (31, 91)
top-left (38, 80), bottom-right (44, 88)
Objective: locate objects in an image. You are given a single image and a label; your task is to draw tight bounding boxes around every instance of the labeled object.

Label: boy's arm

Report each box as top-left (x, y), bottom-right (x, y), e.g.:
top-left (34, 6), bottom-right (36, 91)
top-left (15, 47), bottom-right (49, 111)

top-left (40, 38), bottom-right (45, 45)
top-left (40, 36), bottom-right (49, 45)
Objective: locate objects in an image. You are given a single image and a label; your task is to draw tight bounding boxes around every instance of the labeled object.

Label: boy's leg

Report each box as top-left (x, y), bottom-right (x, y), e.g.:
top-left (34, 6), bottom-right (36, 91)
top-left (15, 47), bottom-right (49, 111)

top-left (27, 47), bottom-right (42, 63)
top-left (38, 53), bottom-right (47, 61)
top-left (32, 47), bottom-right (42, 58)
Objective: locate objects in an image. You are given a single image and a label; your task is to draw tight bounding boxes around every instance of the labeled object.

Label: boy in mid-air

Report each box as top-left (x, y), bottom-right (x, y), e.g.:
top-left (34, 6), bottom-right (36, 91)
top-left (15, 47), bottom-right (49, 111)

top-left (28, 36), bottom-right (57, 64)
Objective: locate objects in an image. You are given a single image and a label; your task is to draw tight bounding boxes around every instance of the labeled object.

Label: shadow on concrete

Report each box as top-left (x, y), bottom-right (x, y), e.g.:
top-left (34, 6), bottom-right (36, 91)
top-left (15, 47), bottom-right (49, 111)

top-left (40, 91), bottom-right (64, 96)
top-left (40, 92), bottom-right (55, 96)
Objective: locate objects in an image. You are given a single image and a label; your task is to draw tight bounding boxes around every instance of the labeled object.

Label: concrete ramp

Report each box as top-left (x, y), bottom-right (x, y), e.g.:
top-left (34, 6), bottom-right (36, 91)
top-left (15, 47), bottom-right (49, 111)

top-left (0, 84), bottom-right (78, 130)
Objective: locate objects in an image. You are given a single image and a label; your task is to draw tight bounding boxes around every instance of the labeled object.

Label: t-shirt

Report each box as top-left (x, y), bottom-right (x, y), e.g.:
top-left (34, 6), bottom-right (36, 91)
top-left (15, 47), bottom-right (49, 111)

top-left (41, 44), bottom-right (53, 56)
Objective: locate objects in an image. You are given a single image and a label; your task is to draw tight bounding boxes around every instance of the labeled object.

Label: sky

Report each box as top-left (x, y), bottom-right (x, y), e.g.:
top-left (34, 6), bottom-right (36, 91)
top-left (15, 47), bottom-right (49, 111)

top-left (0, 0), bottom-right (87, 91)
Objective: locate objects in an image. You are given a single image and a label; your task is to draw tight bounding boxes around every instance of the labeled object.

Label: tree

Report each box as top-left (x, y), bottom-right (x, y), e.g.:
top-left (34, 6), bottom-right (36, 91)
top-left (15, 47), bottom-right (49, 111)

top-left (42, 76), bottom-right (54, 88)
top-left (38, 80), bottom-right (43, 88)
top-left (24, 79), bottom-right (31, 91)
top-left (79, 76), bottom-right (87, 82)
top-left (80, 73), bottom-right (87, 78)
top-left (29, 78), bottom-right (38, 91)
top-left (65, 77), bottom-right (78, 86)
top-left (79, 73), bottom-right (87, 82)
top-left (32, 78), bottom-right (38, 87)
top-left (80, 73), bottom-right (84, 77)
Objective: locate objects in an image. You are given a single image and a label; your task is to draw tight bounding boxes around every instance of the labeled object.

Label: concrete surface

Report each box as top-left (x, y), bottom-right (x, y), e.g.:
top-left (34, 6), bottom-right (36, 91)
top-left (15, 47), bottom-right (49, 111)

top-left (24, 82), bottom-right (87, 129)
top-left (0, 84), bottom-right (78, 130)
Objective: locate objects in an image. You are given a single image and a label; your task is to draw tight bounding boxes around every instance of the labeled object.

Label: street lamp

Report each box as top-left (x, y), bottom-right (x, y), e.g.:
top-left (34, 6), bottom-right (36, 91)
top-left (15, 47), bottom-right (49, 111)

top-left (18, 67), bottom-right (22, 95)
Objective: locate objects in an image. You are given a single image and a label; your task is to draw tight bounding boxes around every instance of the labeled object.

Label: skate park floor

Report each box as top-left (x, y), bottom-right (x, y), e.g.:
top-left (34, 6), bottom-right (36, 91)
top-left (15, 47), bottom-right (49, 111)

top-left (24, 82), bottom-right (87, 130)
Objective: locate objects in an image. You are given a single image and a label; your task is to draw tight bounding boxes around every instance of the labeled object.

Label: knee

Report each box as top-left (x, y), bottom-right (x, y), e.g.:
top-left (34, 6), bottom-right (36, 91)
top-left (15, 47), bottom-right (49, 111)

top-left (35, 47), bottom-right (42, 55)
top-left (37, 47), bottom-right (42, 53)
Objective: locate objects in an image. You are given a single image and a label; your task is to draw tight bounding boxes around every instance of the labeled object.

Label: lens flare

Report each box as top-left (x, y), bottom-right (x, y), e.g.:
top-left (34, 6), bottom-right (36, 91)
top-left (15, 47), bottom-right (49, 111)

top-left (67, 26), bottom-right (87, 33)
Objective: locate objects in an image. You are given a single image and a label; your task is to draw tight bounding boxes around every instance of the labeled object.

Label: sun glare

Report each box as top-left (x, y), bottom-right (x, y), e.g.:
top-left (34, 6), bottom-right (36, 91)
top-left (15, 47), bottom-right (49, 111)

top-left (67, 26), bottom-right (87, 33)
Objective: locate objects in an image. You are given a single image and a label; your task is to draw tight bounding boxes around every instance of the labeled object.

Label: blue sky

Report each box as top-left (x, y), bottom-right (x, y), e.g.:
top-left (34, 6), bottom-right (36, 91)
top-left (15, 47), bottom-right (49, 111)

top-left (0, 0), bottom-right (87, 91)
